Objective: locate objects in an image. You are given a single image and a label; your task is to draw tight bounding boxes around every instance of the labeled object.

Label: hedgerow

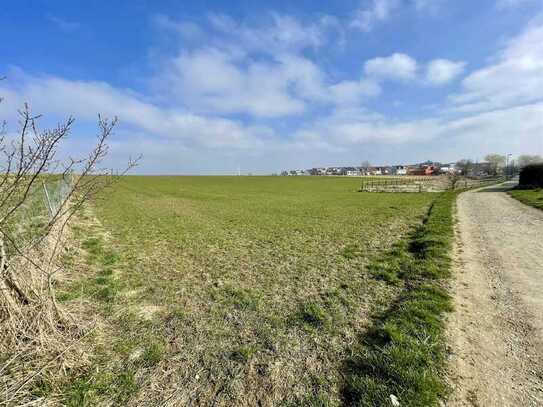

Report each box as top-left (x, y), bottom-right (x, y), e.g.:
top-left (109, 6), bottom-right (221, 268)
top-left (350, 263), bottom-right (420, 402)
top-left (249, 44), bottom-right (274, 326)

top-left (519, 163), bottom-right (543, 188)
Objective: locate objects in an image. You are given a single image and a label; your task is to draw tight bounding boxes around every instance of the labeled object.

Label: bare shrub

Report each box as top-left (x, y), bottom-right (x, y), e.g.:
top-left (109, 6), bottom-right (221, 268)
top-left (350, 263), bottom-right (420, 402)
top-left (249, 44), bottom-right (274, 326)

top-left (446, 172), bottom-right (462, 190)
top-left (0, 91), bottom-right (138, 404)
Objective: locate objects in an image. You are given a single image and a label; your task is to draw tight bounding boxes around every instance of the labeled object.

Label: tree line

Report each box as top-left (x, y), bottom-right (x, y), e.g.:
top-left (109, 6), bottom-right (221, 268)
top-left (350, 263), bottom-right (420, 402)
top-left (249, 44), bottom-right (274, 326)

top-left (455, 154), bottom-right (543, 177)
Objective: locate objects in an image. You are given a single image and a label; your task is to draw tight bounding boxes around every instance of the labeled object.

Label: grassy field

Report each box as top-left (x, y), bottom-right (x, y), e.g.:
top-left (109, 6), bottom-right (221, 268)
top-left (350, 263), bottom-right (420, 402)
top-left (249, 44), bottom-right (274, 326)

top-left (509, 188), bottom-right (543, 211)
top-left (55, 176), bottom-right (451, 405)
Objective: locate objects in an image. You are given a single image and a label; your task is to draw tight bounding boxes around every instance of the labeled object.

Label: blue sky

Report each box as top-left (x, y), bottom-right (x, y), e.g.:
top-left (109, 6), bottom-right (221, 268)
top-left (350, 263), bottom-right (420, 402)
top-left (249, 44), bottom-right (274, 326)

top-left (1, 0), bottom-right (542, 174)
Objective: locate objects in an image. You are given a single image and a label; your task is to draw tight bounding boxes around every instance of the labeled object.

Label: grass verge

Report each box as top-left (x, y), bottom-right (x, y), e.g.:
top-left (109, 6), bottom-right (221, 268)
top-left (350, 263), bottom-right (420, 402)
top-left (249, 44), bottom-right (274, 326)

top-left (509, 188), bottom-right (543, 211)
top-left (342, 191), bottom-right (457, 406)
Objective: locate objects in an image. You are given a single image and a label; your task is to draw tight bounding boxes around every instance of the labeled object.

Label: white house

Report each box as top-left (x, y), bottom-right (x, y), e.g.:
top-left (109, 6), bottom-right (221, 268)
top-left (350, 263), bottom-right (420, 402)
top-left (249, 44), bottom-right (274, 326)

top-left (440, 163), bottom-right (457, 174)
top-left (344, 168), bottom-right (360, 176)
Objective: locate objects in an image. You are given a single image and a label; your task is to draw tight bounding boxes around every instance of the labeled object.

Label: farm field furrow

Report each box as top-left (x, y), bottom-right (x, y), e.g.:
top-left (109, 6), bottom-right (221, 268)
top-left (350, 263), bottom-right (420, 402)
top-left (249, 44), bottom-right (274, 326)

top-left (59, 176), bottom-right (436, 405)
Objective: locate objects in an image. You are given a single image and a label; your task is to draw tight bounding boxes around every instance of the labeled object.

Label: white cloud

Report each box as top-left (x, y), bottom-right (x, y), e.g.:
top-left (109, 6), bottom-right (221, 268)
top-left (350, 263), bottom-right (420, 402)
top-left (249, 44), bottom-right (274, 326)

top-left (350, 0), bottom-right (401, 32)
top-left (363, 54), bottom-right (464, 86)
top-left (364, 53), bottom-right (418, 81)
top-left (328, 80), bottom-right (381, 106)
top-left (159, 47), bottom-right (382, 116)
top-left (151, 12), bottom-right (466, 122)
top-left (0, 73), bottom-right (269, 149)
top-left (151, 8), bottom-right (395, 118)
top-left (293, 106), bottom-right (434, 147)
top-left (105, 101), bottom-right (543, 172)
top-left (450, 19), bottom-right (543, 112)
top-left (162, 48), bottom-right (307, 117)
top-left (2, 69), bottom-right (541, 174)
top-left (290, 102), bottom-right (543, 161)
top-left (149, 13), bottom-right (376, 117)
top-left (350, 0), bottom-right (444, 31)
top-left (426, 59), bottom-right (466, 85)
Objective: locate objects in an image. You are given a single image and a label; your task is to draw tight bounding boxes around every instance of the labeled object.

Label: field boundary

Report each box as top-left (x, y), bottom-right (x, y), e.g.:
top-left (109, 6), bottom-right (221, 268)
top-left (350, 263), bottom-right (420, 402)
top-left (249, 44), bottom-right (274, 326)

top-left (342, 191), bottom-right (458, 406)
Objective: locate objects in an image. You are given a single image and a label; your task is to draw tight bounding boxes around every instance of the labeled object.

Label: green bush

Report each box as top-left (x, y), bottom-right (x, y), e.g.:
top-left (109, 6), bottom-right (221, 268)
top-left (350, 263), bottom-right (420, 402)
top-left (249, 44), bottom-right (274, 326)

top-left (519, 163), bottom-right (543, 188)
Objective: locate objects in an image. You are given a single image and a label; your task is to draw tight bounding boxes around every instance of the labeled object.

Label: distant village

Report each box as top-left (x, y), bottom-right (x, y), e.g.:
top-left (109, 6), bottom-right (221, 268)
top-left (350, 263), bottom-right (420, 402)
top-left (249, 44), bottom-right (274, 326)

top-left (280, 160), bottom-right (499, 177)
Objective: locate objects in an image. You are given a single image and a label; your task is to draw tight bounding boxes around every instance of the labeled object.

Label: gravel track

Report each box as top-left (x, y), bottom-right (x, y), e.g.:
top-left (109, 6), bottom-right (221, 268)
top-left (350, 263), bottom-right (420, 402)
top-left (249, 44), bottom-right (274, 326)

top-left (447, 182), bottom-right (543, 406)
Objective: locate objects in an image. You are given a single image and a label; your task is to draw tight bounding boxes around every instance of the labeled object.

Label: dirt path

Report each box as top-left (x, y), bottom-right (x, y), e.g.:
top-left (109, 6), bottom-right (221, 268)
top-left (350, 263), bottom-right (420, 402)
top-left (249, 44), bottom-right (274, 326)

top-left (447, 182), bottom-right (543, 406)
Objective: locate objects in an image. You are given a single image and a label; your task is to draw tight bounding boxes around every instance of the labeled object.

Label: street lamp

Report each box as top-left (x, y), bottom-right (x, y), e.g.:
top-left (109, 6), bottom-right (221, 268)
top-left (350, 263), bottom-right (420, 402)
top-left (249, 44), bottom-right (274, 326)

top-left (506, 153), bottom-right (512, 180)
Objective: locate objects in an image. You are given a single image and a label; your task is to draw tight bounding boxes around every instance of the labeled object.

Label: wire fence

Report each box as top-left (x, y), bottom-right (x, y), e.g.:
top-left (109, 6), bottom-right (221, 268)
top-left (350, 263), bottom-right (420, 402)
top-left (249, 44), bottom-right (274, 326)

top-left (7, 176), bottom-right (74, 250)
top-left (42, 176), bottom-right (74, 218)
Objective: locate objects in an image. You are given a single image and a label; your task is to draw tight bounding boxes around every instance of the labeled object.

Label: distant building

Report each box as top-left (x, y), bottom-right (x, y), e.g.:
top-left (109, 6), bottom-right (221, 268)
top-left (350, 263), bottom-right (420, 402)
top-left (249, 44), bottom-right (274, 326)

top-left (368, 167), bottom-right (383, 175)
top-left (286, 169), bottom-right (308, 176)
top-left (439, 163), bottom-right (457, 174)
top-left (308, 167), bottom-right (327, 176)
top-left (284, 160), bottom-right (466, 177)
top-left (342, 167), bottom-right (360, 176)
top-left (408, 165), bottom-right (438, 176)
top-left (357, 166), bottom-right (369, 176)
top-left (325, 167), bottom-right (343, 176)
top-left (390, 165), bottom-right (407, 175)
top-left (408, 167), bottom-right (425, 176)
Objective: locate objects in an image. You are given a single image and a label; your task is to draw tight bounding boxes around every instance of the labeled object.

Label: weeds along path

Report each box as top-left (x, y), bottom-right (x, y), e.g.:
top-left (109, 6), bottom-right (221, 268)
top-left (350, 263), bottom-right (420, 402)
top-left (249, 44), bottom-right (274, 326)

top-left (448, 182), bottom-right (543, 406)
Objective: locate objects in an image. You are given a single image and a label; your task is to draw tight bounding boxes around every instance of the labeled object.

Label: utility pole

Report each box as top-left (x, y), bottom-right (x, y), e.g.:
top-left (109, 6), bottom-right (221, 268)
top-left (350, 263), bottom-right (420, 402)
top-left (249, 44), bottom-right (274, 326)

top-left (506, 153), bottom-right (512, 180)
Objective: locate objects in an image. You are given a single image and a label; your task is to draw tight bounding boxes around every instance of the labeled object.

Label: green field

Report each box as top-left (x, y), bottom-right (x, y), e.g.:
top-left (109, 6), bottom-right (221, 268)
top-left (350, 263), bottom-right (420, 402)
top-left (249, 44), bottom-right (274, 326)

top-left (58, 176), bottom-right (448, 405)
top-left (509, 188), bottom-right (543, 211)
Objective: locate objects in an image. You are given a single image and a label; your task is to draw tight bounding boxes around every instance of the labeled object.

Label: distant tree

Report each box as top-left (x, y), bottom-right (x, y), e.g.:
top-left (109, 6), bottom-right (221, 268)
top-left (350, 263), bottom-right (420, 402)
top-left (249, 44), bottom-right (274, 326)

top-left (455, 159), bottom-right (473, 176)
top-left (509, 159), bottom-right (519, 177)
top-left (517, 154), bottom-right (543, 169)
top-left (484, 154), bottom-right (506, 176)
